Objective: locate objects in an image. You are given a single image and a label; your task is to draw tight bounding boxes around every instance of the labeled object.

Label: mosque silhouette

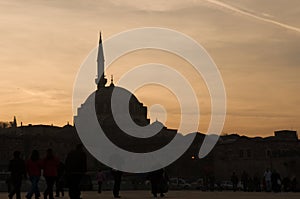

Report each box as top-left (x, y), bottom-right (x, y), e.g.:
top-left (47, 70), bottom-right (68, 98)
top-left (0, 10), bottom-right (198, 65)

top-left (77, 33), bottom-right (177, 153)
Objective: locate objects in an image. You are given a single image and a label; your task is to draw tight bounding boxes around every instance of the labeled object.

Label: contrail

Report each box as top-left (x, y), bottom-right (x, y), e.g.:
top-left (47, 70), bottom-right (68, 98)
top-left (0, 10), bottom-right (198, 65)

top-left (205, 0), bottom-right (300, 33)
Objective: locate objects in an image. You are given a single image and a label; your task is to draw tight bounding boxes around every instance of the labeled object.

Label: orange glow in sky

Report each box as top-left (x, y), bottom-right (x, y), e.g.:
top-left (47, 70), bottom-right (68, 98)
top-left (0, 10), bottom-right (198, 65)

top-left (0, 0), bottom-right (299, 137)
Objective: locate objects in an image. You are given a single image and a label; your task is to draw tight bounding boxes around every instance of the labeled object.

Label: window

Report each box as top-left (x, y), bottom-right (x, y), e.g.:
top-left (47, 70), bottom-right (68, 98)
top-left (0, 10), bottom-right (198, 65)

top-left (266, 150), bottom-right (272, 158)
top-left (247, 149), bottom-right (251, 158)
top-left (239, 150), bottom-right (244, 158)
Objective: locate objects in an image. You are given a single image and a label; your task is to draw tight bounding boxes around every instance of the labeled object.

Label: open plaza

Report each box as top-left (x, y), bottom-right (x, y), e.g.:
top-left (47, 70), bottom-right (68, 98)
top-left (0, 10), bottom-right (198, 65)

top-left (1, 191), bottom-right (299, 199)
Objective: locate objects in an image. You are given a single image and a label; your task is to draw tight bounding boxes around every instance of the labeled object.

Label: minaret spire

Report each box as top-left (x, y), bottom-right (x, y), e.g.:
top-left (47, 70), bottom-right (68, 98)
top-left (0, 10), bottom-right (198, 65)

top-left (99, 31), bottom-right (102, 44)
top-left (95, 31), bottom-right (107, 89)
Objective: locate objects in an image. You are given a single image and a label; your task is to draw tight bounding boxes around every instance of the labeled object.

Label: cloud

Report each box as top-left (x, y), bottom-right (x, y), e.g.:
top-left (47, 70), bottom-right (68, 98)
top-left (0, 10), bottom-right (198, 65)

top-left (205, 0), bottom-right (300, 33)
top-left (111, 0), bottom-right (199, 12)
top-left (0, 0), bottom-right (299, 136)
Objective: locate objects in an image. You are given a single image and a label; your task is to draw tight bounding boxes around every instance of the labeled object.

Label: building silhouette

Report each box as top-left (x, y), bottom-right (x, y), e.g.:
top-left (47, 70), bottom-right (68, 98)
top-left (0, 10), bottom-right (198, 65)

top-left (76, 33), bottom-right (177, 153)
top-left (94, 32), bottom-right (150, 127)
top-left (0, 34), bottom-right (299, 190)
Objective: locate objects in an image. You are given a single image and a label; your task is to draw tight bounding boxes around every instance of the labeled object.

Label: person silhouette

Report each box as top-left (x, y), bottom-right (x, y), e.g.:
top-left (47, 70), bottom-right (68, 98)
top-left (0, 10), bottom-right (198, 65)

top-left (271, 170), bottom-right (281, 192)
top-left (26, 150), bottom-right (43, 199)
top-left (158, 169), bottom-right (169, 197)
top-left (8, 151), bottom-right (26, 199)
top-left (111, 169), bottom-right (123, 198)
top-left (149, 168), bottom-right (167, 198)
top-left (96, 169), bottom-right (106, 194)
top-left (231, 172), bottom-right (238, 192)
top-left (291, 176), bottom-right (297, 192)
top-left (55, 161), bottom-right (65, 197)
top-left (241, 171), bottom-right (249, 192)
top-left (264, 168), bottom-right (272, 192)
top-left (65, 144), bottom-right (87, 199)
top-left (43, 149), bottom-right (59, 199)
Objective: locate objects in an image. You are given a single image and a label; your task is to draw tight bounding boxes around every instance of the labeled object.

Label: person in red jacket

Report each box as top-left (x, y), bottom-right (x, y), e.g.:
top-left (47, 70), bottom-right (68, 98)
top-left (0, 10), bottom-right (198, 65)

top-left (26, 150), bottom-right (42, 199)
top-left (43, 149), bottom-right (59, 199)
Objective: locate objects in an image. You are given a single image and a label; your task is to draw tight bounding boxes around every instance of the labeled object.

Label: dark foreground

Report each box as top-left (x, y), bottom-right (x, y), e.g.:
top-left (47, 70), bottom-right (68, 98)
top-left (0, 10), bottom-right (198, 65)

top-left (1, 191), bottom-right (299, 199)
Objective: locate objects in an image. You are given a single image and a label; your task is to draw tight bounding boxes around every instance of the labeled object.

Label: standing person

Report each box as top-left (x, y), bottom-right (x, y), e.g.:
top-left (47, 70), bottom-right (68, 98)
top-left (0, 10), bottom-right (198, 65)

top-left (149, 169), bottom-right (164, 198)
top-left (248, 177), bottom-right (254, 192)
top-left (8, 151), bottom-right (26, 199)
top-left (253, 173), bottom-right (261, 192)
top-left (291, 176), bottom-right (297, 192)
top-left (282, 177), bottom-right (290, 192)
top-left (111, 169), bottom-right (123, 198)
top-left (43, 149), bottom-right (59, 199)
top-left (96, 169), bottom-right (106, 194)
top-left (271, 170), bottom-right (281, 192)
top-left (209, 175), bottom-right (215, 192)
top-left (264, 168), bottom-right (272, 192)
top-left (26, 150), bottom-right (43, 199)
top-left (231, 172), bottom-right (239, 192)
top-left (55, 161), bottom-right (65, 197)
top-left (241, 171), bottom-right (249, 192)
top-left (158, 169), bottom-right (169, 198)
top-left (65, 144), bottom-right (87, 199)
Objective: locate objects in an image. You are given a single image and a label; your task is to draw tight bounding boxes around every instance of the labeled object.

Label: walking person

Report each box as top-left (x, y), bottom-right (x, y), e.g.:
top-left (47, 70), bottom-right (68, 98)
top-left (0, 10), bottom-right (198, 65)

top-left (149, 168), bottom-right (165, 198)
top-left (241, 171), bottom-right (249, 192)
top-left (264, 168), bottom-right (272, 192)
top-left (55, 161), bottom-right (65, 197)
top-left (96, 169), bottom-right (106, 194)
top-left (209, 175), bottom-right (215, 192)
top-left (65, 144), bottom-right (87, 199)
top-left (253, 173), bottom-right (261, 192)
top-left (111, 169), bottom-right (123, 198)
top-left (271, 170), bottom-right (281, 192)
top-left (158, 169), bottom-right (169, 197)
top-left (26, 150), bottom-right (43, 199)
top-left (291, 176), bottom-right (297, 192)
top-left (231, 172), bottom-right (239, 192)
top-left (43, 149), bottom-right (59, 199)
top-left (8, 151), bottom-right (26, 199)
top-left (282, 177), bottom-right (291, 192)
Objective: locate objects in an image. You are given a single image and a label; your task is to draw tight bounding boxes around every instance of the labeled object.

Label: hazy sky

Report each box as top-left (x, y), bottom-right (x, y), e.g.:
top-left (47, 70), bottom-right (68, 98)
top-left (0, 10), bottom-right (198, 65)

top-left (0, 0), bottom-right (299, 137)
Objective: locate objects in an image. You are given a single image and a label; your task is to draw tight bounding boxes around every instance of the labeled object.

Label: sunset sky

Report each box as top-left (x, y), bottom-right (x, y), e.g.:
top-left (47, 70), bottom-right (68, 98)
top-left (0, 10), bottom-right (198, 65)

top-left (0, 0), bottom-right (299, 137)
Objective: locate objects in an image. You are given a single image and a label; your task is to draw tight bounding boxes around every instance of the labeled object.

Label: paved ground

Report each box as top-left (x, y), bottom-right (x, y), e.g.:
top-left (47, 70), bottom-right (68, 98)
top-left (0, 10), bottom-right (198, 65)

top-left (1, 191), bottom-right (299, 199)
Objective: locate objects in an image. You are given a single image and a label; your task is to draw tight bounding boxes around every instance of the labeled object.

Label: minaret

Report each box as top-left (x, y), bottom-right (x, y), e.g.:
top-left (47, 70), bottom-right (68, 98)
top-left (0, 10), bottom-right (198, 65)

top-left (109, 74), bottom-right (115, 87)
top-left (95, 32), bottom-right (107, 89)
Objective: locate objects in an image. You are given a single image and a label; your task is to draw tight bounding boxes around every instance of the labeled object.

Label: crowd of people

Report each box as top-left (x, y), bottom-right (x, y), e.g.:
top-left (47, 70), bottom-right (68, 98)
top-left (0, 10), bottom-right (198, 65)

top-left (95, 168), bottom-right (169, 198)
top-left (7, 144), bottom-right (87, 199)
top-left (7, 145), bottom-right (171, 199)
top-left (6, 146), bottom-right (298, 199)
top-left (7, 144), bottom-right (170, 199)
top-left (230, 169), bottom-right (298, 192)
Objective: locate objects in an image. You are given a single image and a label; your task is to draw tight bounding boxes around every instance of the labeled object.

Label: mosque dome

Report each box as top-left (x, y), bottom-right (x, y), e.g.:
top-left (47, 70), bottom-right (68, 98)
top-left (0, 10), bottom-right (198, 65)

top-left (95, 82), bottom-right (150, 127)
